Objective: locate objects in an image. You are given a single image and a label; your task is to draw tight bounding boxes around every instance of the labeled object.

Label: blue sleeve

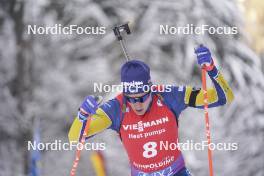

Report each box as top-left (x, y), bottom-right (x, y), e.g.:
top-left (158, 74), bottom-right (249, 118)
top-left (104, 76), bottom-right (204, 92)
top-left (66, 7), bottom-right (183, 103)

top-left (100, 98), bottom-right (122, 132)
top-left (160, 86), bottom-right (188, 119)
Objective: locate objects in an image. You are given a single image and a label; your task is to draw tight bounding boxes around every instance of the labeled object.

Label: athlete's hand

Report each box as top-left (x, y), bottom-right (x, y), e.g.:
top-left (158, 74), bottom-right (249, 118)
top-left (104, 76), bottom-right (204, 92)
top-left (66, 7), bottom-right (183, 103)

top-left (78, 95), bottom-right (103, 121)
top-left (195, 44), bottom-right (215, 71)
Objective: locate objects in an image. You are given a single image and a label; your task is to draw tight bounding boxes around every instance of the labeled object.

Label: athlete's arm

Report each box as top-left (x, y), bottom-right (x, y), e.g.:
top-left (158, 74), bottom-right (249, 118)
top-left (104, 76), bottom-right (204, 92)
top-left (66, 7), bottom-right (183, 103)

top-left (68, 98), bottom-right (122, 142)
top-left (184, 66), bottom-right (234, 108)
top-left (184, 44), bottom-right (234, 108)
top-left (159, 66), bottom-right (234, 120)
top-left (68, 108), bottom-right (112, 142)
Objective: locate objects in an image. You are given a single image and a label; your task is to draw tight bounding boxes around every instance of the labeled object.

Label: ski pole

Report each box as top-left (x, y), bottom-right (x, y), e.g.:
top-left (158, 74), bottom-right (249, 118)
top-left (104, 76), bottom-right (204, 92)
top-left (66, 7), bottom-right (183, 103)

top-left (70, 116), bottom-right (92, 176)
top-left (113, 22), bottom-right (131, 61)
top-left (70, 96), bottom-right (103, 176)
top-left (201, 66), bottom-right (214, 176)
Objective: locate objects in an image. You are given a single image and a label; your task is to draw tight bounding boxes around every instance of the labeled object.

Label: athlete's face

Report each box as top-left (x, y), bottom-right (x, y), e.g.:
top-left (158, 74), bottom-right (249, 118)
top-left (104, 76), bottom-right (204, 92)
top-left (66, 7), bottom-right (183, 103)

top-left (125, 92), bottom-right (152, 116)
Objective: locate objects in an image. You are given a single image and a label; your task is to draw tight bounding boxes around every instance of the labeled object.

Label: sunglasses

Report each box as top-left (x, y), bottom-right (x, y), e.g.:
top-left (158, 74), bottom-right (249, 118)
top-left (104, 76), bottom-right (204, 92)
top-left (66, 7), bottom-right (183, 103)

top-left (125, 92), bottom-right (151, 103)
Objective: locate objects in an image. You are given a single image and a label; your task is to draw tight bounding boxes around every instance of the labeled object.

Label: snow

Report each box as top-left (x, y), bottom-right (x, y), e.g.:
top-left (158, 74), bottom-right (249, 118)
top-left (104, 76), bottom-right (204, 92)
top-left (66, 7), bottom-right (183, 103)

top-left (0, 0), bottom-right (263, 175)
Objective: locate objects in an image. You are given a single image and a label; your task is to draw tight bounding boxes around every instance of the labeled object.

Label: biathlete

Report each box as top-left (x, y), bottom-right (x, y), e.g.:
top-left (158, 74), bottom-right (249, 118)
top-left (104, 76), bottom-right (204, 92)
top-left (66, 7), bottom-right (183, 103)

top-left (68, 45), bottom-right (234, 176)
